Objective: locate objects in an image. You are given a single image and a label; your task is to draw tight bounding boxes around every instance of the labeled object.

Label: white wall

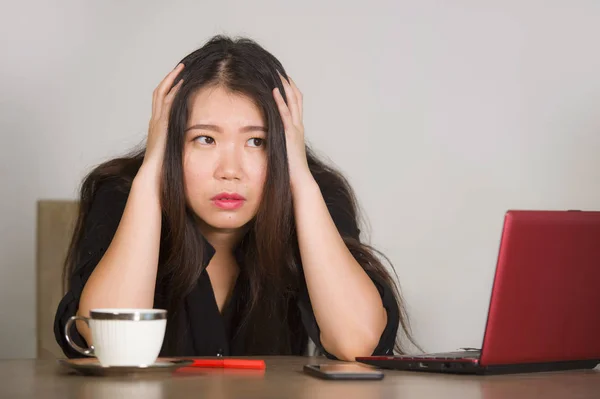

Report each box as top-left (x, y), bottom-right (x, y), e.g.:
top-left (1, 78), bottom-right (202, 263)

top-left (1, 0), bottom-right (599, 358)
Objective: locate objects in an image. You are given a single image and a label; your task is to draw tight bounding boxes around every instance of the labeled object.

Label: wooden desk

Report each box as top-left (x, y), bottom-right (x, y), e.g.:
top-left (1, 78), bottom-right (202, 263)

top-left (1, 357), bottom-right (599, 398)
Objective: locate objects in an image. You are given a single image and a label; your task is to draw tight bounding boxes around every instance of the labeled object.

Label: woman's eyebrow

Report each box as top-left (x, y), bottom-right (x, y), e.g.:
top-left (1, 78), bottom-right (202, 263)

top-left (184, 124), bottom-right (267, 133)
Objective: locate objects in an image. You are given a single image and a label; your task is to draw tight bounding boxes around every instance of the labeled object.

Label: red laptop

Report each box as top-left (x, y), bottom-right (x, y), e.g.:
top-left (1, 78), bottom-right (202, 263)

top-left (357, 210), bottom-right (600, 374)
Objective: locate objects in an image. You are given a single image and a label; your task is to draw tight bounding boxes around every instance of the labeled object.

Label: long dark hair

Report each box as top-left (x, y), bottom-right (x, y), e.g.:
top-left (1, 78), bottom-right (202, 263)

top-left (63, 35), bottom-right (417, 355)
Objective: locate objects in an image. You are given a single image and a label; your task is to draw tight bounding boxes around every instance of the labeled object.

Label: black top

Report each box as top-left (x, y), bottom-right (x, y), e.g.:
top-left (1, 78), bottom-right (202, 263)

top-left (54, 181), bottom-right (400, 359)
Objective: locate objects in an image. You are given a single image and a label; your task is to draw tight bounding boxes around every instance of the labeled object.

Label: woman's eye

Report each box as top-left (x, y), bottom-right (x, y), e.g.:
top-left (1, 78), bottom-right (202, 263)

top-left (195, 136), bottom-right (215, 145)
top-left (247, 138), bottom-right (265, 148)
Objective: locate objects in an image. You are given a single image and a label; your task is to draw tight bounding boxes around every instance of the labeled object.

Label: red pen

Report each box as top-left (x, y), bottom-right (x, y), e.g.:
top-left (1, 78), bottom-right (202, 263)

top-left (191, 359), bottom-right (266, 370)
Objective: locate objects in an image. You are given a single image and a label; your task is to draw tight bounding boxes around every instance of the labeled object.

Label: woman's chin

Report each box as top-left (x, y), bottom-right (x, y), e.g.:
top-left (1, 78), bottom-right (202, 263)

top-left (201, 215), bottom-right (251, 231)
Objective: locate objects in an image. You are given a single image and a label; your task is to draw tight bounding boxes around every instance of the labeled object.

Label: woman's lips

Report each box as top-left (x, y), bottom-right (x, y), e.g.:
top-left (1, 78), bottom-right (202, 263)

top-left (211, 193), bottom-right (246, 210)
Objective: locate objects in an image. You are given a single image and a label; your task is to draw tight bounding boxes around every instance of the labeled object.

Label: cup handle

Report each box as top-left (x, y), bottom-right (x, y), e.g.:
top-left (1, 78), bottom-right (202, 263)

top-left (64, 315), bottom-right (95, 357)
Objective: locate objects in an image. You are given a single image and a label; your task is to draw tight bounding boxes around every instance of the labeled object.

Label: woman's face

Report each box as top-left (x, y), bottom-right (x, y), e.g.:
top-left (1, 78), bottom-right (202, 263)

top-left (183, 85), bottom-right (268, 232)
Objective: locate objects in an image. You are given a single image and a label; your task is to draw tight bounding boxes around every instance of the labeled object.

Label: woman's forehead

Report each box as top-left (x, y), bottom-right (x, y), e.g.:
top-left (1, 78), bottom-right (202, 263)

top-left (187, 86), bottom-right (264, 126)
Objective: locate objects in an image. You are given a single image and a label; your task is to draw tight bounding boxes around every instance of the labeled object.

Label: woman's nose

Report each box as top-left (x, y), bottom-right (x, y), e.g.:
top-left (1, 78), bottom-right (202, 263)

top-left (214, 145), bottom-right (243, 181)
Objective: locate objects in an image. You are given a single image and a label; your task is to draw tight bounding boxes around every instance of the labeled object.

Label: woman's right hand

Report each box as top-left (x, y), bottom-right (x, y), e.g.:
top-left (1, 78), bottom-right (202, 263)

top-left (143, 63), bottom-right (185, 171)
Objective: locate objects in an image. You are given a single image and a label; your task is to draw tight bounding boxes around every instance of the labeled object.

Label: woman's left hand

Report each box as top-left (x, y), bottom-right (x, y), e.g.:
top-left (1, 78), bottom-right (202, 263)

top-left (273, 74), bottom-right (312, 189)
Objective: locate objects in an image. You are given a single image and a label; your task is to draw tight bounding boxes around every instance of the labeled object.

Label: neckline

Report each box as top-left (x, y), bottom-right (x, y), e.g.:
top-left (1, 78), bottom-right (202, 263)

top-left (200, 233), bottom-right (247, 270)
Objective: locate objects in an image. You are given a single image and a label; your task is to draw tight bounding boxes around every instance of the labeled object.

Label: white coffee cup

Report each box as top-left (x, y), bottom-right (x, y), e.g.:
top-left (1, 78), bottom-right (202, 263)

top-left (64, 308), bottom-right (167, 367)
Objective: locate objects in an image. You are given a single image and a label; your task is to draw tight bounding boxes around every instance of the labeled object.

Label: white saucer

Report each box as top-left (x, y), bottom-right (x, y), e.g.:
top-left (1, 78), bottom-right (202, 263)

top-left (58, 357), bottom-right (194, 376)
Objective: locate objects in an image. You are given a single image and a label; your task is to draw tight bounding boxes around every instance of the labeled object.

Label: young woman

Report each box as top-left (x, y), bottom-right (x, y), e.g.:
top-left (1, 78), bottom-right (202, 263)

top-left (54, 35), bottom-right (414, 361)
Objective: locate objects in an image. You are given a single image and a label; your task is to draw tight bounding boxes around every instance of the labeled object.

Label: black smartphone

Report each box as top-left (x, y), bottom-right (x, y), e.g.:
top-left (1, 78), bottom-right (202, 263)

top-left (303, 363), bottom-right (384, 380)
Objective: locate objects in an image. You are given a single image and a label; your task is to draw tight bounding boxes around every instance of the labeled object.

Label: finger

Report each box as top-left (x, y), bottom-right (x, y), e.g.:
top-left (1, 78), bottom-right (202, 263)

top-left (156, 63), bottom-right (185, 103)
top-left (278, 72), bottom-right (300, 126)
top-left (288, 77), bottom-right (303, 121)
top-left (163, 79), bottom-right (184, 112)
top-left (152, 87), bottom-right (159, 119)
top-left (154, 64), bottom-right (185, 118)
top-left (280, 73), bottom-right (300, 125)
top-left (273, 87), bottom-right (293, 132)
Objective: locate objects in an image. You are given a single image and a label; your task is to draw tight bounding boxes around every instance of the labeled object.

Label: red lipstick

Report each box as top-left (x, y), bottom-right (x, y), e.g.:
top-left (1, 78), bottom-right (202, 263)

top-left (211, 192), bottom-right (246, 210)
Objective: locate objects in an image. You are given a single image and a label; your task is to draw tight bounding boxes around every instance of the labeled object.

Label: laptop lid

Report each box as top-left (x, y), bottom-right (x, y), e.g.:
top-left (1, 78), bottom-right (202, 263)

top-left (480, 210), bottom-right (600, 366)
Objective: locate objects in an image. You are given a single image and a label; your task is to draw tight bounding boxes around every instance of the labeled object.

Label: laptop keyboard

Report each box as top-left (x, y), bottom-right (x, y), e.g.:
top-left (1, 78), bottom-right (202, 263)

top-left (399, 350), bottom-right (481, 359)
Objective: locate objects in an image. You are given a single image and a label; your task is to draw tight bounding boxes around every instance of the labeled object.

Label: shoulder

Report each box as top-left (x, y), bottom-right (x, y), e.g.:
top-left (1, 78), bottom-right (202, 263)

top-left (313, 177), bottom-right (361, 240)
top-left (81, 178), bottom-right (131, 233)
top-left (79, 151), bottom-right (142, 220)
top-left (92, 179), bottom-right (130, 205)
top-left (91, 178), bottom-right (130, 210)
